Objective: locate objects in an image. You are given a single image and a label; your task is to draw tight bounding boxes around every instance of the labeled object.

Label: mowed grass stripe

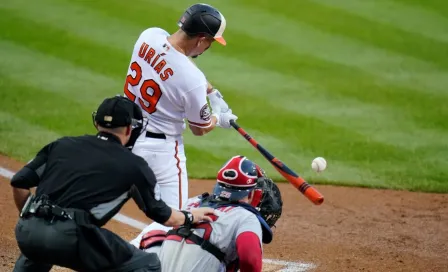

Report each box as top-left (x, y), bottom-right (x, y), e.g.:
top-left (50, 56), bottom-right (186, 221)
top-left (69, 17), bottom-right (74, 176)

top-left (5, 0), bottom-right (446, 97)
top-left (392, 0), bottom-right (448, 17)
top-left (0, 78), bottom-right (96, 139)
top-left (0, 40), bottom-right (120, 103)
top-left (308, 0), bottom-right (448, 44)
top-left (0, 38), bottom-right (382, 185)
top-left (0, 11), bottom-right (129, 79)
top-left (4, 0), bottom-right (446, 96)
top-left (75, 0), bottom-right (448, 123)
top-left (2, 0), bottom-right (445, 135)
top-left (183, 121), bottom-right (383, 186)
top-left (0, 0), bottom-right (446, 191)
top-left (0, 36), bottom-right (440, 187)
top-left (238, 0), bottom-right (448, 69)
top-left (194, 52), bottom-right (448, 152)
top-left (0, 75), bottom-right (379, 187)
top-left (219, 31), bottom-right (448, 133)
top-left (64, 0), bottom-right (447, 146)
top-left (0, 0), bottom-right (140, 52)
top-left (4, 0), bottom-right (442, 150)
top-left (219, 92), bottom-right (447, 191)
top-left (0, 111), bottom-right (60, 161)
top-left (1, 3), bottom-right (446, 176)
top-left (152, 0), bottom-right (448, 96)
top-left (0, 8), bottom-right (391, 186)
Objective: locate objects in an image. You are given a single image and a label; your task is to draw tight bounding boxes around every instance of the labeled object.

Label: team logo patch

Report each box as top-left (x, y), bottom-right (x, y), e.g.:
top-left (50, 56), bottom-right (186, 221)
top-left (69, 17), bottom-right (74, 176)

top-left (200, 104), bottom-right (211, 121)
top-left (219, 190), bottom-right (232, 199)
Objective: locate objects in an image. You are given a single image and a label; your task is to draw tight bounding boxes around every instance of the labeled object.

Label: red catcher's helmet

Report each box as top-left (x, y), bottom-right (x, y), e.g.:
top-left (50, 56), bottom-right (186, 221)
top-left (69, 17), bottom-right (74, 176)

top-left (213, 155), bottom-right (262, 202)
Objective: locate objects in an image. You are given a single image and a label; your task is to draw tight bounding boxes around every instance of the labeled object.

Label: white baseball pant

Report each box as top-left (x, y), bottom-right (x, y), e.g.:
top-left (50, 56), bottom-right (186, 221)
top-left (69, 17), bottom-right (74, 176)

top-left (132, 132), bottom-right (188, 210)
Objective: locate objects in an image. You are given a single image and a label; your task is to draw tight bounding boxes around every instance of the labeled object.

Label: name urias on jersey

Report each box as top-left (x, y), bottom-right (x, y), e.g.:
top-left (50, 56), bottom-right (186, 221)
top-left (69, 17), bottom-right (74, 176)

top-left (138, 42), bottom-right (174, 81)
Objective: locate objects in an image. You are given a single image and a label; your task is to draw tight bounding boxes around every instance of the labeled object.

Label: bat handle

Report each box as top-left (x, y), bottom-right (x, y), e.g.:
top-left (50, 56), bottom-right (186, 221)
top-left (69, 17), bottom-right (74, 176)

top-left (230, 119), bottom-right (238, 129)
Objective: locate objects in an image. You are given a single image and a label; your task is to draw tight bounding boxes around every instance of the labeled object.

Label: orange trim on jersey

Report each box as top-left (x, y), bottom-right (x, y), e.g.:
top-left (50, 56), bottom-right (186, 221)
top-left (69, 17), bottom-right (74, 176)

top-left (188, 120), bottom-right (212, 128)
top-left (174, 140), bottom-right (182, 209)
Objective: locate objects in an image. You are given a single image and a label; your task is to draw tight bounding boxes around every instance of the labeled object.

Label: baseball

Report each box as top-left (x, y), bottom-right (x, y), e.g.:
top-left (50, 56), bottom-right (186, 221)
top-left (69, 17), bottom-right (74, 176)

top-left (311, 157), bottom-right (327, 172)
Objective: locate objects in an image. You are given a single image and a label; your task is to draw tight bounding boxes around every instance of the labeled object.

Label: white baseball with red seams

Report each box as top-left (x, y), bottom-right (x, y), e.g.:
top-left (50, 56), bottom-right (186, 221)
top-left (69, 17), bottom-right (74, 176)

top-left (311, 157), bottom-right (327, 173)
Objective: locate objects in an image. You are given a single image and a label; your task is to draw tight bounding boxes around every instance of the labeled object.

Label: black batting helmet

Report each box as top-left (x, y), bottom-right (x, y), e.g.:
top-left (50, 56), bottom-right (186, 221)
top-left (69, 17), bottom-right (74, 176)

top-left (177, 3), bottom-right (227, 46)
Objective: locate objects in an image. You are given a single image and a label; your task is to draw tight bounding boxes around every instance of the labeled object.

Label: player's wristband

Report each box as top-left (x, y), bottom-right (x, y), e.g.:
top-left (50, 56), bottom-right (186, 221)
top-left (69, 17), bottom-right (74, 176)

top-left (181, 210), bottom-right (194, 226)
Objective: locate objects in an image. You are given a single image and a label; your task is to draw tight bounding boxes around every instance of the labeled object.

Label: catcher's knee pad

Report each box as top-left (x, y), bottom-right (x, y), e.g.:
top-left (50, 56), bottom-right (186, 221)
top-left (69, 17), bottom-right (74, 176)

top-left (139, 230), bottom-right (167, 250)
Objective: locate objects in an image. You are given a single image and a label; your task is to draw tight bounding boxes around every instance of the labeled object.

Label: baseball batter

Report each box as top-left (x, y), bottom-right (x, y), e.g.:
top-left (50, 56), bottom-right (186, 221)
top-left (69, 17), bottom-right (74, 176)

top-left (130, 156), bottom-right (284, 272)
top-left (123, 3), bottom-right (236, 210)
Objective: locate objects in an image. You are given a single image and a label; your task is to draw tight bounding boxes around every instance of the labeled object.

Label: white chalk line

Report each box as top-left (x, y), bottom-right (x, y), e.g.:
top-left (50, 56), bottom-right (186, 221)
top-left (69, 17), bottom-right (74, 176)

top-left (0, 166), bottom-right (316, 272)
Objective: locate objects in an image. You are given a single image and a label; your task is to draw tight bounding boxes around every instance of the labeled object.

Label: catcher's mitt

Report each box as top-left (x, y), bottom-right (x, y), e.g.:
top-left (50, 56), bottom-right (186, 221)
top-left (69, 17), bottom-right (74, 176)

top-left (255, 176), bottom-right (283, 228)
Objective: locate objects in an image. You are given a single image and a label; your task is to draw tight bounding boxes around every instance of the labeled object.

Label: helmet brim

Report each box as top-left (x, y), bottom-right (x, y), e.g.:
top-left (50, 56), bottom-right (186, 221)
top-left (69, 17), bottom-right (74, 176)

top-left (214, 36), bottom-right (226, 46)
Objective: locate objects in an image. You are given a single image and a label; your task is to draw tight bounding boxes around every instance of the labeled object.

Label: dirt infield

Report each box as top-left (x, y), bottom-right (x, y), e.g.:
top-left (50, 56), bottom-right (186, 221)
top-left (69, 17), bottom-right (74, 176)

top-left (1, 155), bottom-right (447, 272)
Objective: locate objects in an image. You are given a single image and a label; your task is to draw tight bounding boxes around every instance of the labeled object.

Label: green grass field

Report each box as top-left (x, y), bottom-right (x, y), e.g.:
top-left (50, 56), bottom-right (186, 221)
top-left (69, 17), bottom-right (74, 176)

top-left (1, 0), bottom-right (447, 192)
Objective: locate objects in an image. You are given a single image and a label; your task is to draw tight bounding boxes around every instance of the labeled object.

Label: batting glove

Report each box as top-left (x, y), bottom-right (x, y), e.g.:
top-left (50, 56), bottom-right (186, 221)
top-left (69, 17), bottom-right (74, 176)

top-left (213, 110), bottom-right (238, 129)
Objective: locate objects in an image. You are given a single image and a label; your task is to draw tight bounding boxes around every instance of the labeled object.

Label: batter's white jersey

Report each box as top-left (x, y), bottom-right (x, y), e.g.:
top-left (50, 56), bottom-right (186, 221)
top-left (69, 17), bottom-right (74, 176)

top-left (131, 196), bottom-right (263, 272)
top-left (124, 27), bottom-right (212, 136)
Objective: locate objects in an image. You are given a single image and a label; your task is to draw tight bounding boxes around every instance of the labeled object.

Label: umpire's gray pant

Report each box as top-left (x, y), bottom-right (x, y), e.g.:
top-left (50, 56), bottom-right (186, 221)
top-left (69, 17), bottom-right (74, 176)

top-left (13, 216), bottom-right (160, 272)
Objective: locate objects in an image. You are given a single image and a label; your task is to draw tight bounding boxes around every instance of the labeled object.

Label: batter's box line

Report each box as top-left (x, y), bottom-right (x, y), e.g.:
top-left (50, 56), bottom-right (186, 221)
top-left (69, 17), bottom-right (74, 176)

top-left (0, 166), bottom-right (317, 272)
top-left (262, 259), bottom-right (316, 272)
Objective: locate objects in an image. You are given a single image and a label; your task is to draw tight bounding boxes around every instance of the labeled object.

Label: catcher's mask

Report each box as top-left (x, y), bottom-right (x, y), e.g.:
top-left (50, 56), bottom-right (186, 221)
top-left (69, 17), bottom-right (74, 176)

top-left (92, 95), bottom-right (147, 150)
top-left (254, 176), bottom-right (283, 228)
top-left (212, 155), bottom-right (259, 202)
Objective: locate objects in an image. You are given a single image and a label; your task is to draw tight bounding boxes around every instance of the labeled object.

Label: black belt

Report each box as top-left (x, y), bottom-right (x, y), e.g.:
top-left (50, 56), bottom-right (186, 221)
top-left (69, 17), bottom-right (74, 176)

top-left (20, 194), bottom-right (93, 225)
top-left (167, 227), bottom-right (225, 262)
top-left (22, 197), bottom-right (72, 221)
top-left (146, 131), bottom-right (166, 139)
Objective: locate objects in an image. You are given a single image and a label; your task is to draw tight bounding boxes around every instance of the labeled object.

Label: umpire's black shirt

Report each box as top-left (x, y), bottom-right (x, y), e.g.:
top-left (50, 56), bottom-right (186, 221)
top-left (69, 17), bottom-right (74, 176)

top-left (11, 131), bottom-right (172, 226)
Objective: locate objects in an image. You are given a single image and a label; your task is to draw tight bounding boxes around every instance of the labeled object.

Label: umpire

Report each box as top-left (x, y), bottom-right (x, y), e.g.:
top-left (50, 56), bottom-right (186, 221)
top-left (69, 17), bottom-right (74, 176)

top-left (10, 95), bottom-right (215, 272)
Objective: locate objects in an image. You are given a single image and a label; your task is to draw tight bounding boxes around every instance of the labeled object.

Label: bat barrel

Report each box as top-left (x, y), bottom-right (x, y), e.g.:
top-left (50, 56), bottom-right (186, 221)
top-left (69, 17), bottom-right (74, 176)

top-left (230, 120), bottom-right (325, 205)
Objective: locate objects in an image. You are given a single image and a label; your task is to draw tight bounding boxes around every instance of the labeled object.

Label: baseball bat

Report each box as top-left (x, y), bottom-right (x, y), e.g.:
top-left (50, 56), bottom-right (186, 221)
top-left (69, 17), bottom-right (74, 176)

top-left (230, 120), bottom-right (324, 205)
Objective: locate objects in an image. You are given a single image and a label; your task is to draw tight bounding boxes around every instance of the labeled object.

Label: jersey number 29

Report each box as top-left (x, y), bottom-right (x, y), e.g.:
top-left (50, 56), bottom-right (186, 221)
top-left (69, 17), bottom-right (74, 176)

top-left (124, 61), bottom-right (162, 114)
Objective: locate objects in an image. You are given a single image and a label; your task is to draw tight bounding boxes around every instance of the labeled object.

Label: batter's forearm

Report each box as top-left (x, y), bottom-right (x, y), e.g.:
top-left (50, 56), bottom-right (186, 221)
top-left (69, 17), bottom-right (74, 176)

top-left (206, 81), bottom-right (214, 94)
top-left (189, 115), bottom-right (218, 136)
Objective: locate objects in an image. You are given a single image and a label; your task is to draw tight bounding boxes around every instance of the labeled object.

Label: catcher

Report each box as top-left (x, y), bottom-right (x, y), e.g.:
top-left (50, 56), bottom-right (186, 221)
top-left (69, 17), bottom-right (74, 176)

top-left (130, 155), bottom-right (283, 272)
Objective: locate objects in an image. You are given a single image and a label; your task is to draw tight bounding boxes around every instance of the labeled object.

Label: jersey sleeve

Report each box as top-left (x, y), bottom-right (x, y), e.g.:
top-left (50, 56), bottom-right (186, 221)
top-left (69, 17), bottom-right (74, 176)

top-left (236, 213), bottom-right (263, 245)
top-left (10, 140), bottom-right (56, 189)
top-left (183, 84), bottom-right (213, 128)
top-left (182, 196), bottom-right (201, 210)
top-left (235, 232), bottom-right (263, 272)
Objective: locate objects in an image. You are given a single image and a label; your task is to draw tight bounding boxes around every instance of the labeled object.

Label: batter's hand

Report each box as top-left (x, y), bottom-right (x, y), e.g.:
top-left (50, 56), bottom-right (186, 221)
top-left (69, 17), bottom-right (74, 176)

top-left (208, 89), bottom-right (229, 113)
top-left (214, 110), bottom-right (238, 129)
top-left (190, 207), bottom-right (216, 223)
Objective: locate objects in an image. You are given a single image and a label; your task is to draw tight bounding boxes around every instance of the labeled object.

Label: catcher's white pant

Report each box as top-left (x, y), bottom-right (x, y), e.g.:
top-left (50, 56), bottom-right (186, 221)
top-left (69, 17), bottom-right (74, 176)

top-left (132, 132), bottom-right (188, 210)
